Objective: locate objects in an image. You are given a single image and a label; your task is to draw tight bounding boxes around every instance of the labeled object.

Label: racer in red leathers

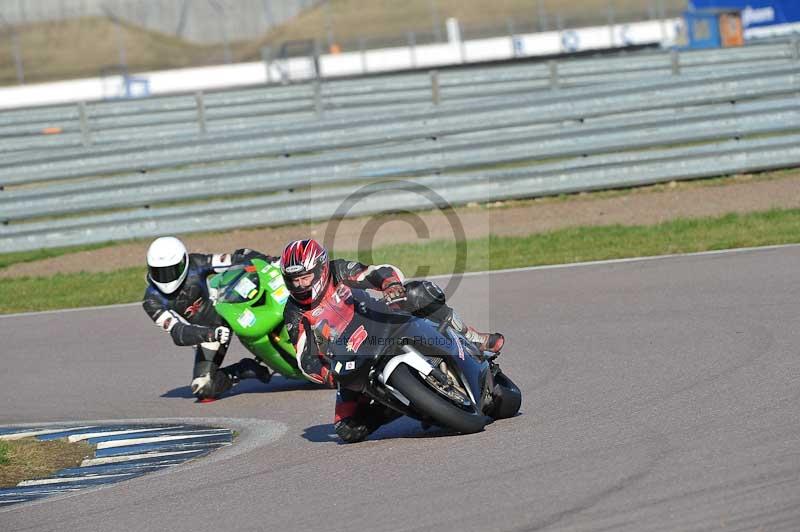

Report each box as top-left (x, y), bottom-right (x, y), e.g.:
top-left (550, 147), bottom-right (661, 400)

top-left (280, 239), bottom-right (504, 443)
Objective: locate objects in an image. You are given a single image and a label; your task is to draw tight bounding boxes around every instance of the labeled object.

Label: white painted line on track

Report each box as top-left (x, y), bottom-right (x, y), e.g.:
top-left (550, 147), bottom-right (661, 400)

top-left (426, 243), bottom-right (800, 280)
top-left (7, 243), bottom-right (800, 319)
top-left (67, 426), bottom-right (174, 442)
top-left (2, 243), bottom-right (799, 319)
top-left (17, 473), bottom-right (135, 487)
top-left (0, 426), bottom-right (97, 441)
top-left (0, 418), bottom-right (287, 513)
top-left (0, 302), bottom-right (140, 319)
top-left (95, 432), bottom-right (229, 449)
top-left (80, 449), bottom-right (206, 467)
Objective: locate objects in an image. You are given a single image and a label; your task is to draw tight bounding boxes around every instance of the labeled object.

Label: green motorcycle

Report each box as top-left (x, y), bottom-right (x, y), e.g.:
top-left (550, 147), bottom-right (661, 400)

top-left (209, 258), bottom-right (308, 381)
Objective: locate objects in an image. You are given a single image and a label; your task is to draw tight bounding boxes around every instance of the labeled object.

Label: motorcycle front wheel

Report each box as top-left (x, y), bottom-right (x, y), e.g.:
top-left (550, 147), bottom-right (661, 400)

top-left (388, 364), bottom-right (489, 434)
top-left (487, 369), bottom-right (522, 420)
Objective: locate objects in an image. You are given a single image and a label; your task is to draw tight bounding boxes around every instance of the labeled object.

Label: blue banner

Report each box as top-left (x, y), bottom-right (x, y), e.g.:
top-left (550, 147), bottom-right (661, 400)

top-left (689, 1), bottom-right (800, 27)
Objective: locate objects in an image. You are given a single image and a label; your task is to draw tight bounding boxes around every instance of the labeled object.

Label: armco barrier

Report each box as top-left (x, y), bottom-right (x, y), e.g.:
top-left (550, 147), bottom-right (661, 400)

top-left (2, 58), bottom-right (797, 164)
top-left (2, 136), bottom-right (800, 253)
top-left (2, 58), bottom-right (795, 153)
top-left (0, 44), bottom-right (799, 253)
top-left (2, 98), bottom-right (799, 221)
top-left (1, 63), bottom-right (799, 186)
top-left (0, 41), bottom-right (797, 146)
top-left (0, 40), bottom-right (795, 128)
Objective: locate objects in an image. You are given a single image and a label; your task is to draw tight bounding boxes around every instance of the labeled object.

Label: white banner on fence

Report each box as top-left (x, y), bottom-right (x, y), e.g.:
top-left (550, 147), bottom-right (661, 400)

top-left (0, 18), bottom-right (680, 110)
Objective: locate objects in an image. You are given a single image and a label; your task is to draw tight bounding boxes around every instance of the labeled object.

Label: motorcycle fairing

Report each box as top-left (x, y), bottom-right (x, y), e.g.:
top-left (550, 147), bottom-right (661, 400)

top-left (210, 259), bottom-right (301, 376)
top-left (326, 289), bottom-right (492, 410)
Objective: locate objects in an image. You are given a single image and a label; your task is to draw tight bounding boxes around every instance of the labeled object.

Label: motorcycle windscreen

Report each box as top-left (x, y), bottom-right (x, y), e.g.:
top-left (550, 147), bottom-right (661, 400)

top-left (218, 268), bottom-right (260, 304)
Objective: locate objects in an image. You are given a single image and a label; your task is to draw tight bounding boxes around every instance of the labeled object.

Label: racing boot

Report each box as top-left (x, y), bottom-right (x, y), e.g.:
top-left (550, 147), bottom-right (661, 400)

top-left (464, 328), bottom-right (505, 355)
top-left (222, 358), bottom-right (271, 385)
top-left (448, 310), bottom-right (504, 355)
top-left (191, 361), bottom-right (233, 402)
top-left (335, 402), bottom-right (402, 444)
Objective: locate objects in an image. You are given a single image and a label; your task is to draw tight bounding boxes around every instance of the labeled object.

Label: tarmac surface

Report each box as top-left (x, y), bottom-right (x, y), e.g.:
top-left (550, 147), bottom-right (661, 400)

top-left (1, 246), bottom-right (799, 531)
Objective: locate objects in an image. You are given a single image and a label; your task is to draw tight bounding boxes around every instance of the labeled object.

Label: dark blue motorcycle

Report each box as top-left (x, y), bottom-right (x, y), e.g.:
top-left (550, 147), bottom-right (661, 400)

top-left (327, 287), bottom-right (521, 435)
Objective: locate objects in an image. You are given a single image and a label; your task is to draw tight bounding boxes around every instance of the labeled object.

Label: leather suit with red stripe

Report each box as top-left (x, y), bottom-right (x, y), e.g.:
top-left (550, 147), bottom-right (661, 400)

top-left (283, 258), bottom-right (476, 436)
top-left (283, 259), bottom-right (403, 384)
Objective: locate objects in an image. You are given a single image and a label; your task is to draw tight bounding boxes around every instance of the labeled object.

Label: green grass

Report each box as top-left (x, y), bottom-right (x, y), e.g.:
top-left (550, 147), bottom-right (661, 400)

top-left (0, 267), bottom-right (146, 314)
top-left (0, 438), bottom-right (95, 488)
top-left (360, 209), bottom-right (800, 275)
top-left (0, 441), bottom-right (9, 466)
top-left (1, 167), bottom-right (790, 274)
top-left (2, 208), bottom-right (799, 314)
top-left (0, 242), bottom-right (113, 271)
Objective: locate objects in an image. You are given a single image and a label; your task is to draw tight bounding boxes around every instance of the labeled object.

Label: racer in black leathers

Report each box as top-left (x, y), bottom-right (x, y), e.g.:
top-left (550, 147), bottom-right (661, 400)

top-left (143, 246), bottom-right (278, 400)
top-left (280, 239), bottom-right (504, 443)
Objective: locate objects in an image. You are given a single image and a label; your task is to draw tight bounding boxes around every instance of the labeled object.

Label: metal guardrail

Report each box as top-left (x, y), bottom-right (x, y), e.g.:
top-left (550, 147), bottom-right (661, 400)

top-left (2, 61), bottom-right (796, 154)
top-left (0, 43), bottom-right (799, 253)
top-left (3, 135), bottom-right (800, 253)
top-left (4, 132), bottom-right (800, 237)
top-left (2, 63), bottom-right (799, 186)
top-left (0, 41), bottom-right (797, 148)
top-left (3, 98), bottom-right (799, 221)
top-left (2, 56), bottom-right (797, 164)
top-left (1, 40), bottom-right (796, 127)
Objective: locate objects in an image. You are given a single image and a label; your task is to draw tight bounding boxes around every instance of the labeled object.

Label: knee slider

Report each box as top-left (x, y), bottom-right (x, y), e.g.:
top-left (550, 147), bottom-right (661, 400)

top-left (191, 361), bottom-right (232, 398)
top-left (191, 371), bottom-right (232, 399)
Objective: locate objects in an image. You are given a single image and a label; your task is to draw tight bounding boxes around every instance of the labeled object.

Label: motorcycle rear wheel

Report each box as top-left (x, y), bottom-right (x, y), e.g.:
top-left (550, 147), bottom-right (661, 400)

top-left (388, 364), bottom-right (489, 434)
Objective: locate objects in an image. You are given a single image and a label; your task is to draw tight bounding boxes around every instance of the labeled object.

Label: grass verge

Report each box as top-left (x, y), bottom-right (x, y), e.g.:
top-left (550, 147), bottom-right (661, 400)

top-left (0, 438), bottom-right (95, 488)
top-left (0, 242), bottom-right (113, 271)
top-left (0, 441), bottom-right (10, 465)
top-left (0, 168), bottom-right (791, 274)
top-left (0, 267), bottom-right (147, 314)
top-left (1, 208), bottom-right (799, 314)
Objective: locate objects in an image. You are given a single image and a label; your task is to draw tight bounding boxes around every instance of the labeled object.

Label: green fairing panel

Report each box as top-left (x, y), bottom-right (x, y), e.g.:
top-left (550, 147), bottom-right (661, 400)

top-left (211, 259), bottom-right (301, 378)
top-left (243, 334), bottom-right (298, 376)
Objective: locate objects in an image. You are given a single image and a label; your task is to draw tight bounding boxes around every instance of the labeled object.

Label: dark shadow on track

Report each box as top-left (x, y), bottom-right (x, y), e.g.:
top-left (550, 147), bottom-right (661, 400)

top-left (161, 386), bottom-right (196, 399)
top-left (302, 416), bottom-right (477, 444)
top-left (161, 375), bottom-right (326, 400)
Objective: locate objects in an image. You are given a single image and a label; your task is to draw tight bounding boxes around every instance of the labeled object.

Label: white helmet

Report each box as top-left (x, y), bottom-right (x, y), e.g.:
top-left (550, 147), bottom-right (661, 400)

top-left (146, 236), bottom-right (188, 295)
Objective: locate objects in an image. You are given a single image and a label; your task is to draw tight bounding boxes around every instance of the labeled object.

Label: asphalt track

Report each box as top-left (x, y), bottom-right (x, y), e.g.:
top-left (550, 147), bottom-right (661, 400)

top-left (2, 246), bottom-right (799, 532)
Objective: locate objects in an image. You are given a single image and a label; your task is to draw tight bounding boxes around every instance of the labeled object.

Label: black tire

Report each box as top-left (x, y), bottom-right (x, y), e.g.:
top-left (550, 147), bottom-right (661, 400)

top-left (388, 364), bottom-right (489, 434)
top-left (487, 370), bottom-right (522, 420)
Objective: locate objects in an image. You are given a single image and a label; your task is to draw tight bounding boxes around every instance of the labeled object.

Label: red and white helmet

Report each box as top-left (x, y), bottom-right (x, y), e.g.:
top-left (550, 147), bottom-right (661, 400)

top-left (280, 239), bottom-right (330, 306)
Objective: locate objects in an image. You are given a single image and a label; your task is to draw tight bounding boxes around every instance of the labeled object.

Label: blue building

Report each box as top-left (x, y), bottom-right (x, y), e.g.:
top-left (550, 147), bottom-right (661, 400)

top-left (689, 1), bottom-right (800, 38)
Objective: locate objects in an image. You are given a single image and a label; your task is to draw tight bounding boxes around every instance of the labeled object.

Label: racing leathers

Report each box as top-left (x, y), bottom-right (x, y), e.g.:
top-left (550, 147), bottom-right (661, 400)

top-left (143, 248), bottom-right (276, 399)
top-left (283, 259), bottom-right (503, 442)
top-left (284, 259), bottom-right (404, 385)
